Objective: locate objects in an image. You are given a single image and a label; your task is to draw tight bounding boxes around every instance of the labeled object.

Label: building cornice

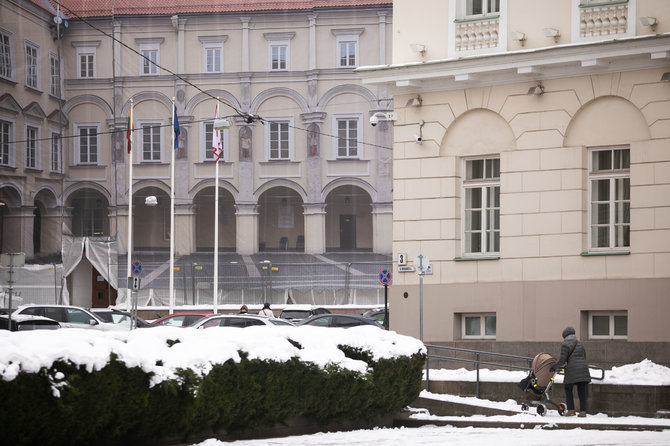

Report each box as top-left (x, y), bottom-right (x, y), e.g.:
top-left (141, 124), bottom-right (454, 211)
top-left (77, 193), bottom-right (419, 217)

top-left (357, 34), bottom-right (670, 93)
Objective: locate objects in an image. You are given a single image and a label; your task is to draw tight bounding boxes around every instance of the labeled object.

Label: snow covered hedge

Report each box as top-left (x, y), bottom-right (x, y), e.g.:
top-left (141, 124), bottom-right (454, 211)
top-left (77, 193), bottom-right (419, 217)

top-left (0, 325), bottom-right (426, 446)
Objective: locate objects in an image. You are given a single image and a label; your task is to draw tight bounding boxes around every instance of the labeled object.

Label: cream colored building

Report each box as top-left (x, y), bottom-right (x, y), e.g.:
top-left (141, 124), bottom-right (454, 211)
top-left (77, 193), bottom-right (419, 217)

top-left (1, 0), bottom-right (393, 307)
top-left (359, 0), bottom-right (670, 364)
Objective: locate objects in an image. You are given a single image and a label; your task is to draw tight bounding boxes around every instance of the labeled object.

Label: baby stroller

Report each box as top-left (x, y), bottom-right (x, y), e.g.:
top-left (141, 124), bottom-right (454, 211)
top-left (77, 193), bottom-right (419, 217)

top-left (518, 352), bottom-right (567, 416)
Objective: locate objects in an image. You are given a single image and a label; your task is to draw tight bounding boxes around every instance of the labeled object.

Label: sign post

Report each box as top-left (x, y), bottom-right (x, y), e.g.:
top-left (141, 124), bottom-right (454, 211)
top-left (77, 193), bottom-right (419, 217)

top-left (1, 253), bottom-right (25, 331)
top-left (414, 253), bottom-right (430, 342)
top-left (129, 260), bottom-right (142, 330)
top-left (378, 268), bottom-right (392, 330)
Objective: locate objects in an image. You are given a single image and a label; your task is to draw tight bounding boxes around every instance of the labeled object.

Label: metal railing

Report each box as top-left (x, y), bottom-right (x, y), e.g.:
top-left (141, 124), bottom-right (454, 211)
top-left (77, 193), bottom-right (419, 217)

top-left (424, 344), bottom-right (605, 398)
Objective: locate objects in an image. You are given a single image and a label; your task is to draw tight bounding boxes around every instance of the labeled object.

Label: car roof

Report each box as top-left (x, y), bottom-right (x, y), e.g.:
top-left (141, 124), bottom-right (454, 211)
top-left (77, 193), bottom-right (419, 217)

top-left (280, 305), bottom-right (323, 311)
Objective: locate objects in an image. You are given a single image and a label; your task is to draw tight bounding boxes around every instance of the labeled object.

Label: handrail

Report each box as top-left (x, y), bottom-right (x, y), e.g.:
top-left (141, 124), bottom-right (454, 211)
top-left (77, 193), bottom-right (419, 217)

top-left (424, 344), bottom-right (605, 398)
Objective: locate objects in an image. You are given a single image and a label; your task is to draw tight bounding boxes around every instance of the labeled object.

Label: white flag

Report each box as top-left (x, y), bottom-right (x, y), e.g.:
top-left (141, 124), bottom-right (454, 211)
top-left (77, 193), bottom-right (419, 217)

top-left (212, 103), bottom-right (222, 162)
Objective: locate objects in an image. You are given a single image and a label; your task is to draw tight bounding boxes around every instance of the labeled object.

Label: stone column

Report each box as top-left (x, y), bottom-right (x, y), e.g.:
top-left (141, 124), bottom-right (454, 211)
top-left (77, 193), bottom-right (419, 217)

top-left (235, 203), bottom-right (259, 255)
top-left (174, 203), bottom-right (195, 255)
top-left (303, 203), bottom-right (326, 254)
top-left (371, 202), bottom-right (393, 254)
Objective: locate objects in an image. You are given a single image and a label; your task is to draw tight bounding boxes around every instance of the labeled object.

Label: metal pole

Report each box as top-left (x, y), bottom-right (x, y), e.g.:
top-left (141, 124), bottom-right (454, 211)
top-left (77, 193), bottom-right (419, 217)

top-left (383, 283), bottom-right (389, 330)
top-left (476, 352), bottom-right (481, 398)
top-left (169, 98), bottom-right (176, 314)
top-left (419, 272), bottom-right (424, 341)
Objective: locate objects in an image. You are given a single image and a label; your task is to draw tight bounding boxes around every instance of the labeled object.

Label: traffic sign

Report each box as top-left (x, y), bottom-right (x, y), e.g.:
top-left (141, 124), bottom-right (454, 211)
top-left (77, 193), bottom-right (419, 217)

top-left (379, 268), bottom-right (392, 285)
top-left (131, 260), bottom-right (142, 275)
top-left (414, 253), bottom-right (430, 273)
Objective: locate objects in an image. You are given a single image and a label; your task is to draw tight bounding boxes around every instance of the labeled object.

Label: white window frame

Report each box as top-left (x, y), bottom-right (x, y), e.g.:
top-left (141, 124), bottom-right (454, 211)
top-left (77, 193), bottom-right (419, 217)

top-left (0, 118), bottom-right (14, 167)
top-left (265, 117), bottom-right (293, 161)
top-left (333, 114), bottom-right (362, 159)
top-left (462, 313), bottom-right (497, 339)
top-left (135, 38), bottom-right (163, 76)
top-left (331, 29), bottom-right (364, 68)
top-left (24, 40), bottom-right (39, 89)
top-left (588, 146), bottom-right (630, 252)
top-left (0, 28), bottom-right (14, 81)
top-left (462, 157), bottom-right (500, 256)
top-left (199, 36), bottom-right (227, 73)
top-left (589, 311), bottom-right (628, 340)
top-left (465, 0), bottom-right (500, 17)
top-left (138, 120), bottom-right (163, 163)
top-left (25, 124), bottom-right (39, 169)
top-left (202, 121), bottom-right (229, 162)
top-left (264, 32), bottom-right (295, 72)
top-left (49, 52), bottom-right (62, 97)
top-left (74, 123), bottom-right (100, 165)
top-left (50, 130), bottom-right (63, 173)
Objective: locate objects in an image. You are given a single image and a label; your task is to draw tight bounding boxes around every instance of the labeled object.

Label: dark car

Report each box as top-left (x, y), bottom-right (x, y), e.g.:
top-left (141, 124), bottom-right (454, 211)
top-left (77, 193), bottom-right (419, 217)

top-left (90, 308), bottom-right (153, 328)
top-left (362, 308), bottom-right (389, 329)
top-left (298, 314), bottom-right (383, 328)
top-left (0, 314), bottom-right (61, 331)
top-left (192, 314), bottom-right (295, 329)
top-left (151, 312), bottom-right (212, 327)
top-left (279, 305), bottom-right (331, 323)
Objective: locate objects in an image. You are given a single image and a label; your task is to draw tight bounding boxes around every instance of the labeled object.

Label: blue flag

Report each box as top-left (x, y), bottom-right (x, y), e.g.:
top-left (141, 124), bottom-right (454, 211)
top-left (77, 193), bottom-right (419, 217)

top-left (173, 107), bottom-right (180, 149)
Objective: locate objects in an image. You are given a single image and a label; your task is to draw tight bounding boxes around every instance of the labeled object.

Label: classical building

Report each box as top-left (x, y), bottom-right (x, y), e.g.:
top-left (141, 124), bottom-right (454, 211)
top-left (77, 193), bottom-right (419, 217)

top-left (359, 0), bottom-right (670, 365)
top-left (1, 0), bottom-right (393, 308)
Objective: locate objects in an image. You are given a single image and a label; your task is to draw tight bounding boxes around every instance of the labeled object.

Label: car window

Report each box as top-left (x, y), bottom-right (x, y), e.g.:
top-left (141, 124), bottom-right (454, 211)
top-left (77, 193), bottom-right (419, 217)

top-left (245, 319), bottom-right (265, 327)
top-left (271, 319), bottom-right (293, 326)
top-left (281, 310), bottom-right (310, 320)
top-left (95, 312), bottom-right (114, 323)
top-left (157, 315), bottom-right (185, 326)
top-left (202, 318), bottom-right (224, 328)
top-left (183, 315), bottom-right (205, 326)
top-left (225, 317), bottom-right (248, 328)
top-left (111, 314), bottom-right (132, 324)
top-left (66, 308), bottom-right (95, 324)
top-left (334, 316), bottom-right (363, 328)
top-left (20, 307), bottom-right (42, 317)
top-left (308, 316), bottom-right (331, 327)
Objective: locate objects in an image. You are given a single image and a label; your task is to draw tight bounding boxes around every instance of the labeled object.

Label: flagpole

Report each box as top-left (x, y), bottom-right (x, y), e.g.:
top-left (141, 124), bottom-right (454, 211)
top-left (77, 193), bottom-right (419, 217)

top-left (169, 98), bottom-right (176, 315)
top-left (126, 99), bottom-right (134, 311)
top-left (213, 98), bottom-right (220, 314)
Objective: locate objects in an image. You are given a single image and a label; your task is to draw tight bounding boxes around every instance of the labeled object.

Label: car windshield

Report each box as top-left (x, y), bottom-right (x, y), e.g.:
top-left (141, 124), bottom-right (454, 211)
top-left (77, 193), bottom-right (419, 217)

top-left (281, 310), bottom-right (310, 319)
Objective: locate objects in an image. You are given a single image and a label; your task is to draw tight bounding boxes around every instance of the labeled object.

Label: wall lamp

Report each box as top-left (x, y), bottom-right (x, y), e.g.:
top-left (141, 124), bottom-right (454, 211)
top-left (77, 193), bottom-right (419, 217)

top-left (406, 96), bottom-right (422, 107)
top-left (409, 43), bottom-right (426, 56)
top-left (527, 83), bottom-right (544, 96)
top-left (510, 31), bottom-right (526, 46)
top-left (640, 16), bottom-right (658, 32)
top-left (543, 28), bottom-right (560, 43)
top-left (661, 72), bottom-right (670, 82)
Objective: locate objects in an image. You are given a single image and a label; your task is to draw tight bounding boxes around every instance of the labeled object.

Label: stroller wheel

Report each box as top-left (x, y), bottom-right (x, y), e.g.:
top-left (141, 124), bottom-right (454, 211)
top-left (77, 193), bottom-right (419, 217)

top-left (521, 403), bottom-right (529, 411)
top-left (537, 404), bottom-right (547, 416)
top-left (558, 403), bottom-right (567, 416)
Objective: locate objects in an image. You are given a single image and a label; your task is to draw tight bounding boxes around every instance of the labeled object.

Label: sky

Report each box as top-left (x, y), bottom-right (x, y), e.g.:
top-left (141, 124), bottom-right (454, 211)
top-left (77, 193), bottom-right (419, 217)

top-left (1, 326), bottom-right (669, 446)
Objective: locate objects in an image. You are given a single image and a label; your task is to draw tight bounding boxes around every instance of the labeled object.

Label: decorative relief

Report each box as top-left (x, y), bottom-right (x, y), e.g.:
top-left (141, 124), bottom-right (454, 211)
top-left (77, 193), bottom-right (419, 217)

top-left (580, 3), bottom-right (628, 37)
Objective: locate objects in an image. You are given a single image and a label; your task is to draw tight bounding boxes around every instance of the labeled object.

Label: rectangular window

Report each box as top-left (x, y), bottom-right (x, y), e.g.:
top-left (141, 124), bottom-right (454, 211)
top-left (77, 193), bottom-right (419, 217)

top-left (464, 157), bottom-right (500, 255)
top-left (205, 46), bottom-right (221, 73)
top-left (203, 122), bottom-right (228, 161)
top-left (0, 30), bottom-right (13, 80)
top-left (338, 41), bottom-right (357, 67)
top-left (49, 53), bottom-right (61, 97)
top-left (589, 311), bottom-right (627, 339)
top-left (270, 44), bottom-right (287, 70)
top-left (141, 123), bottom-right (161, 162)
top-left (141, 49), bottom-right (158, 75)
top-left (77, 125), bottom-right (98, 164)
top-left (79, 53), bottom-right (94, 78)
top-left (337, 118), bottom-right (359, 157)
top-left (467, 0), bottom-right (500, 15)
top-left (0, 120), bottom-right (11, 166)
top-left (589, 147), bottom-right (630, 250)
top-left (462, 313), bottom-right (496, 339)
top-left (25, 42), bottom-right (38, 88)
top-left (25, 125), bottom-right (38, 169)
top-left (51, 132), bottom-right (62, 172)
top-left (268, 121), bottom-right (290, 160)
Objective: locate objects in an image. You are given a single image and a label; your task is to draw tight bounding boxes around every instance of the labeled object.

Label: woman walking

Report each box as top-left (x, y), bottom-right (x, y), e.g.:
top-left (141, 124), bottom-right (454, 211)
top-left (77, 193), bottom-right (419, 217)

top-left (551, 326), bottom-right (591, 417)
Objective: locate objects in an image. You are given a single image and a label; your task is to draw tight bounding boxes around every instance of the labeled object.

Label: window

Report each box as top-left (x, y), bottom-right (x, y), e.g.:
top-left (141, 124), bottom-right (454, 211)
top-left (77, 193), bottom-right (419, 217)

top-left (203, 122), bottom-right (228, 162)
top-left (25, 125), bottom-right (38, 169)
top-left (467, 0), bottom-right (500, 16)
top-left (199, 36), bottom-right (227, 73)
top-left (72, 41), bottom-right (100, 79)
top-left (335, 116), bottom-right (361, 158)
top-left (264, 33), bottom-right (294, 71)
top-left (0, 29), bottom-right (13, 80)
top-left (589, 311), bottom-right (627, 339)
top-left (0, 119), bottom-right (12, 166)
top-left (463, 157), bottom-right (500, 255)
top-left (135, 39), bottom-right (163, 76)
top-left (50, 132), bottom-right (62, 172)
top-left (589, 147), bottom-right (630, 250)
top-left (75, 124), bottom-right (98, 165)
top-left (338, 41), bottom-right (357, 67)
top-left (25, 41), bottom-right (39, 89)
top-left (462, 313), bottom-right (496, 339)
top-left (141, 48), bottom-right (158, 74)
top-left (49, 53), bottom-right (61, 96)
top-left (267, 119), bottom-right (292, 160)
top-left (140, 122), bottom-right (162, 162)
top-left (332, 29), bottom-right (363, 68)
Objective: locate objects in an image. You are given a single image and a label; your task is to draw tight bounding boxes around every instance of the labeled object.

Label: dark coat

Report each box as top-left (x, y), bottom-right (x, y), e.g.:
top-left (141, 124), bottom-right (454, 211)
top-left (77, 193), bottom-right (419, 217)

top-left (554, 326), bottom-right (591, 385)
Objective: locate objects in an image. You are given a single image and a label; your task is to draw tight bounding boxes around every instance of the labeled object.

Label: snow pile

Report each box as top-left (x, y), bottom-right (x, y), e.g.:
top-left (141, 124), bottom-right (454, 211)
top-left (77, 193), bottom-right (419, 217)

top-left (0, 325), bottom-right (426, 386)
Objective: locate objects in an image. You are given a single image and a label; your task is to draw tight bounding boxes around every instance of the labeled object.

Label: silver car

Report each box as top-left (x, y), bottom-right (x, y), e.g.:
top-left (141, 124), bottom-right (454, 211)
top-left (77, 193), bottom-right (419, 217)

top-left (14, 304), bottom-right (123, 330)
top-left (191, 314), bottom-right (295, 329)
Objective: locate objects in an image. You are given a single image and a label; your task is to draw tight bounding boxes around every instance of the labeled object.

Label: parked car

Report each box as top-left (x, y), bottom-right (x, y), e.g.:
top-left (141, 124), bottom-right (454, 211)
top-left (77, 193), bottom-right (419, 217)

top-left (362, 308), bottom-right (389, 329)
top-left (191, 314), bottom-right (295, 329)
top-left (298, 314), bottom-right (383, 329)
top-left (0, 314), bottom-right (61, 331)
top-left (279, 305), bottom-right (331, 323)
top-left (151, 312), bottom-right (212, 327)
top-left (90, 308), bottom-right (152, 328)
top-left (12, 304), bottom-right (122, 330)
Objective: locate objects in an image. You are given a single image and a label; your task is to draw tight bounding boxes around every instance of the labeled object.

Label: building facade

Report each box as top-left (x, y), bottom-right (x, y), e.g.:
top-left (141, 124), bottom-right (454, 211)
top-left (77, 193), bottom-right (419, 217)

top-left (359, 0), bottom-right (670, 365)
top-left (1, 0), bottom-right (393, 307)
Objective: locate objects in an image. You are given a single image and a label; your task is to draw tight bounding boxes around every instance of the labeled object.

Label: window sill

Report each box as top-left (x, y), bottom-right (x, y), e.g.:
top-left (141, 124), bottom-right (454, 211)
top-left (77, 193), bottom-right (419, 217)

top-left (0, 76), bottom-right (17, 86)
top-left (454, 13), bottom-right (500, 23)
top-left (579, 0), bottom-right (628, 8)
top-left (70, 164), bottom-right (103, 169)
top-left (580, 251), bottom-right (630, 256)
top-left (454, 256), bottom-right (500, 261)
top-left (24, 167), bottom-right (42, 173)
top-left (24, 85), bottom-right (42, 94)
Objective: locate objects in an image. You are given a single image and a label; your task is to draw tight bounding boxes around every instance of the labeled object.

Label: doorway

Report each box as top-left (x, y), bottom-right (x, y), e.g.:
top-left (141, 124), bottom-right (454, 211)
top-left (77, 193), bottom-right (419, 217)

top-left (91, 267), bottom-right (116, 308)
top-left (339, 214), bottom-right (356, 250)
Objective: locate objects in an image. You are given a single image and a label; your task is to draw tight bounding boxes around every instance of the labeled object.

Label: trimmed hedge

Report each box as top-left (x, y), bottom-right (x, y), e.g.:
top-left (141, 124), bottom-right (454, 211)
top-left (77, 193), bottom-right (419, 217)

top-left (0, 347), bottom-right (425, 446)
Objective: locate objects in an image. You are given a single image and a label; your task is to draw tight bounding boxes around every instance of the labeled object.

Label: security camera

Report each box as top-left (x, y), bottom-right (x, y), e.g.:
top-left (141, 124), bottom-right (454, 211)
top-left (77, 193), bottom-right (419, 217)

top-left (414, 134), bottom-right (423, 143)
top-left (369, 115), bottom-right (379, 127)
